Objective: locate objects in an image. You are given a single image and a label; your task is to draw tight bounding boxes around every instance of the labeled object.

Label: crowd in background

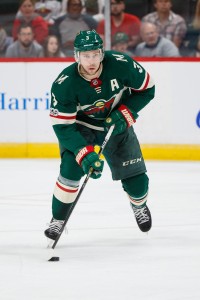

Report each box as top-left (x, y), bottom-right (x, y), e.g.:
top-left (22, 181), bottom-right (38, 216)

top-left (0, 0), bottom-right (200, 58)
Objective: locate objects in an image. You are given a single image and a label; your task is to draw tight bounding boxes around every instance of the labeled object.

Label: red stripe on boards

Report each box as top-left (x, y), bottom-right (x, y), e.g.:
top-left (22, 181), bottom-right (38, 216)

top-left (1, 57), bottom-right (200, 63)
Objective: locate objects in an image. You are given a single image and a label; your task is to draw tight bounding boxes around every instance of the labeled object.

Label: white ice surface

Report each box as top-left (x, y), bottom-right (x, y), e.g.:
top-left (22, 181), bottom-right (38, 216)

top-left (0, 159), bottom-right (200, 300)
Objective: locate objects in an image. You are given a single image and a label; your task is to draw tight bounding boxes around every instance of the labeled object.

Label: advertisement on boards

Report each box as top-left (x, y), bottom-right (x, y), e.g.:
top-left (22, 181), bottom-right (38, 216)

top-left (0, 61), bottom-right (199, 145)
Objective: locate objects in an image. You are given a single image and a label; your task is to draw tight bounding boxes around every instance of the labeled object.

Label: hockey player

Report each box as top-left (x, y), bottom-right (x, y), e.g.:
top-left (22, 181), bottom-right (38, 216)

top-left (45, 30), bottom-right (155, 240)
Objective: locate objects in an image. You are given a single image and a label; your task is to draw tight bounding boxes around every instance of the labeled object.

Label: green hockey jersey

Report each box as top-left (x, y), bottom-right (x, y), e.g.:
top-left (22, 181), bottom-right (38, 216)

top-left (50, 50), bottom-right (155, 153)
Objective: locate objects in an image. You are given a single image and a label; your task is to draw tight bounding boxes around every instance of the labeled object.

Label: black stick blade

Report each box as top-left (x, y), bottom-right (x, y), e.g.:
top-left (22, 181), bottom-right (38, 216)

top-left (48, 256), bottom-right (60, 262)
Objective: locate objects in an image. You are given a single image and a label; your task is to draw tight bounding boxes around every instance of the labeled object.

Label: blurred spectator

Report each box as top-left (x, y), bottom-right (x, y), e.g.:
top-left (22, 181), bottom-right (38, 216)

top-left (35, 0), bottom-right (62, 25)
top-left (12, 0), bottom-right (49, 45)
top-left (50, 0), bottom-right (97, 56)
top-left (84, 0), bottom-right (98, 15)
top-left (97, 0), bottom-right (141, 51)
top-left (142, 0), bottom-right (187, 48)
top-left (135, 22), bottom-right (180, 57)
top-left (43, 34), bottom-right (65, 57)
top-left (112, 32), bottom-right (133, 56)
top-left (61, 0), bottom-right (105, 14)
top-left (6, 24), bottom-right (44, 58)
top-left (98, 0), bottom-right (105, 13)
top-left (84, 0), bottom-right (104, 22)
top-left (0, 26), bottom-right (13, 57)
top-left (61, 0), bottom-right (72, 14)
top-left (180, 0), bottom-right (200, 57)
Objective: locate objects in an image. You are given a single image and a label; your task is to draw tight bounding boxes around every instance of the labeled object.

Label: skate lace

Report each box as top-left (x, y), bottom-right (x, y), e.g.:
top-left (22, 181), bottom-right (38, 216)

top-left (49, 219), bottom-right (64, 234)
top-left (133, 207), bottom-right (149, 224)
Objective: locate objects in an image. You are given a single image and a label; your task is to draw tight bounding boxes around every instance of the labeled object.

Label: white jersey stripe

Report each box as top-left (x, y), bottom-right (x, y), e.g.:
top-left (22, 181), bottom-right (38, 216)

top-left (50, 116), bottom-right (75, 125)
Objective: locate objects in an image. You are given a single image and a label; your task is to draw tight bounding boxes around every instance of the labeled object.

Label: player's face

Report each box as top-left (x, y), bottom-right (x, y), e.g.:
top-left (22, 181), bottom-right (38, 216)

top-left (79, 50), bottom-right (102, 76)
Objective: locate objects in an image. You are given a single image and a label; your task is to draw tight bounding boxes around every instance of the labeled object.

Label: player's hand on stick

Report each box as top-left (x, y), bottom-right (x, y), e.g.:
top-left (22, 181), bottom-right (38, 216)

top-left (75, 145), bottom-right (104, 179)
top-left (104, 104), bottom-right (136, 135)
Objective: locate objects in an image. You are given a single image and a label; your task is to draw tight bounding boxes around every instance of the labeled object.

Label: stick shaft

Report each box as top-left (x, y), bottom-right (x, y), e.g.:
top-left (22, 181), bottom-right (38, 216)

top-left (51, 125), bottom-right (114, 249)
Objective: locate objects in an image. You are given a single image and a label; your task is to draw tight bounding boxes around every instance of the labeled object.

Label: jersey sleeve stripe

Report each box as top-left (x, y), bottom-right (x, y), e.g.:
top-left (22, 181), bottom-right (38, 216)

top-left (50, 111), bottom-right (76, 125)
top-left (50, 118), bottom-right (75, 125)
top-left (142, 72), bottom-right (150, 90)
top-left (50, 114), bottom-right (76, 120)
top-left (131, 72), bottom-right (153, 91)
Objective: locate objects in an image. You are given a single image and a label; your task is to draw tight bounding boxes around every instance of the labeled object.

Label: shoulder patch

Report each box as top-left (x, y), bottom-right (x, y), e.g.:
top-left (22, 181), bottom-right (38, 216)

top-left (55, 74), bottom-right (69, 85)
top-left (112, 54), bottom-right (128, 62)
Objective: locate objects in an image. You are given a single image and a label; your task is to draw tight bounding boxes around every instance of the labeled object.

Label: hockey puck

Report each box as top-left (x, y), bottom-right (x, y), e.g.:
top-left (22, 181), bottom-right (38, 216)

top-left (48, 256), bottom-right (60, 262)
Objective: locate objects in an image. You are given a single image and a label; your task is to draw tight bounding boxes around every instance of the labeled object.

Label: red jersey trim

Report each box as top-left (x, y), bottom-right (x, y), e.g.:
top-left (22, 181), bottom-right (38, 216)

top-left (142, 72), bottom-right (150, 90)
top-left (50, 114), bottom-right (76, 120)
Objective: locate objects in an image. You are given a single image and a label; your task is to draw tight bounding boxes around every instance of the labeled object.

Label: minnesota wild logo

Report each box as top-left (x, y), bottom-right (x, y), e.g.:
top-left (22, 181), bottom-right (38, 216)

top-left (83, 97), bottom-right (115, 119)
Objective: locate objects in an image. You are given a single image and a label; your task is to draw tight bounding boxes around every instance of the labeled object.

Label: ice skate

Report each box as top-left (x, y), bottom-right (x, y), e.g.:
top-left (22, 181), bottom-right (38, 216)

top-left (131, 204), bottom-right (152, 232)
top-left (44, 218), bottom-right (64, 240)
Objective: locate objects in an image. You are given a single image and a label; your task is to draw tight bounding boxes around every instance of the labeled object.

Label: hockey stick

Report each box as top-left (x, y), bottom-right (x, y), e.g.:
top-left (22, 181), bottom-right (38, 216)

top-left (48, 125), bottom-right (115, 258)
